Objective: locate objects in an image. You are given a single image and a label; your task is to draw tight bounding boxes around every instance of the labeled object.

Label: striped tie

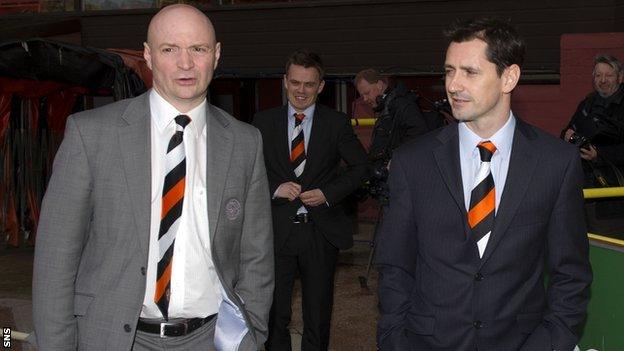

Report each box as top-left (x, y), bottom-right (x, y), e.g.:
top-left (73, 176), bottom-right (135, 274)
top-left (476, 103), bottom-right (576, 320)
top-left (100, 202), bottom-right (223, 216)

top-left (291, 113), bottom-right (306, 177)
top-left (154, 114), bottom-right (191, 320)
top-left (468, 141), bottom-right (496, 258)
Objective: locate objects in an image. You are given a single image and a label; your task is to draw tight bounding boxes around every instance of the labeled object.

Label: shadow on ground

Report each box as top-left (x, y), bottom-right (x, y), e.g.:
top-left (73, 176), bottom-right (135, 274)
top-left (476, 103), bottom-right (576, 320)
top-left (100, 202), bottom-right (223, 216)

top-left (0, 222), bottom-right (379, 351)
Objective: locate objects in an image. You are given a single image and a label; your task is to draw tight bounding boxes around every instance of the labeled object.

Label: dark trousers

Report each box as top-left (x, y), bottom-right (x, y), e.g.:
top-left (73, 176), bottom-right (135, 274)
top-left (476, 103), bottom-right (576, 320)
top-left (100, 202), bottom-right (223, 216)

top-left (266, 222), bottom-right (339, 351)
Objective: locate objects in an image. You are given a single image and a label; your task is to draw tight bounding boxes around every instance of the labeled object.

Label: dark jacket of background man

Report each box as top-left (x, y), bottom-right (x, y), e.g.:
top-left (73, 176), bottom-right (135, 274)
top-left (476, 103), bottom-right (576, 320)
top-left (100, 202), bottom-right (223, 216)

top-left (565, 83), bottom-right (624, 186)
top-left (368, 80), bottom-right (429, 161)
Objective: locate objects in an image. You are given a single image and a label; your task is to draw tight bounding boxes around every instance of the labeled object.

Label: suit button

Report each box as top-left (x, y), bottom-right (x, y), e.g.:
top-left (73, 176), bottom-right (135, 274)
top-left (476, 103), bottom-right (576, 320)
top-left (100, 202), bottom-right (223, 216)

top-left (140, 267), bottom-right (146, 275)
top-left (473, 320), bottom-right (483, 329)
top-left (124, 324), bottom-right (132, 332)
top-left (474, 273), bottom-right (484, 281)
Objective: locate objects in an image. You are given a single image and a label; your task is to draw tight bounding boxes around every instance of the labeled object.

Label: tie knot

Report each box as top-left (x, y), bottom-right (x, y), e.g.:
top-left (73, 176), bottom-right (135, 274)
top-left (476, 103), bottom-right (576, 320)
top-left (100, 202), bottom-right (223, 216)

top-left (294, 113), bottom-right (305, 124)
top-left (175, 114), bottom-right (191, 129)
top-left (477, 141), bottom-right (496, 162)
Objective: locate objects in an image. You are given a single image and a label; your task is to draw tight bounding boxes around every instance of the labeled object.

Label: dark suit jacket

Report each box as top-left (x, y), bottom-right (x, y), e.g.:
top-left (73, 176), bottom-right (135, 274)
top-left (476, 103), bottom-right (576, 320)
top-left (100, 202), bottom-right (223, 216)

top-left (253, 104), bottom-right (368, 251)
top-left (375, 119), bottom-right (592, 351)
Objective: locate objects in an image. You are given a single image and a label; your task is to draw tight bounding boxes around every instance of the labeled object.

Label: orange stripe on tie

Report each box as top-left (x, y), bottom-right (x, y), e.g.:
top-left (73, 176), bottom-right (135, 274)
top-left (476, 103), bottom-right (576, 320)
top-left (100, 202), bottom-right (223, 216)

top-left (468, 188), bottom-right (495, 228)
top-left (479, 141), bottom-right (496, 154)
top-left (291, 142), bottom-right (305, 161)
top-left (161, 178), bottom-right (185, 219)
top-left (154, 260), bottom-right (172, 301)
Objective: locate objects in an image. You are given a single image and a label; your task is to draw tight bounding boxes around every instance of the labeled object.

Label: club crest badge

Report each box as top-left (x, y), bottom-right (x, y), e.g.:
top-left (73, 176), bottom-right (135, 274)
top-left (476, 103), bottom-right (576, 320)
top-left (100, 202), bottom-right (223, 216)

top-left (225, 198), bottom-right (241, 220)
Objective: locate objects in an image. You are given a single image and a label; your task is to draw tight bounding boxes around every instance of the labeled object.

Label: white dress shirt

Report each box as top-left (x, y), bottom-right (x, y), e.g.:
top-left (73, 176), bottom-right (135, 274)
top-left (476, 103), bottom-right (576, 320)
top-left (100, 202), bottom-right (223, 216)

top-left (458, 112), bottom-right (516, 255)
top-left (141, 90), bottom-right (222, 319)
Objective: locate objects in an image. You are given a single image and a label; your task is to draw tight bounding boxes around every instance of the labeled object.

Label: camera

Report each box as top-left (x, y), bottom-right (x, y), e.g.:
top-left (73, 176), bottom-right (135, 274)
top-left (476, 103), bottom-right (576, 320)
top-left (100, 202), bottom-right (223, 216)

top-left (368, 161), bottom-right (389, 203)
top-left (353, 158), bottom-right (390, 205)
top-left (568, 132), bottom-right (591, 149)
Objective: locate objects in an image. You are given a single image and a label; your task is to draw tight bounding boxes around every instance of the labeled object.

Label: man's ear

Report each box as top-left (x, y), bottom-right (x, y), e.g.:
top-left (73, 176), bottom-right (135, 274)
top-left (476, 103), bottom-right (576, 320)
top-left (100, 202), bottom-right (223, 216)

top-left (317, 80), bottom-right (325, 94)
top-left (143, 42), bottom-right (153, 70)
top-left (502, 64), bottom-right (520, 94)
top-left (213, 42), bottom-right (221, 70)
top-left (375, 80), bottom-right (385, 94)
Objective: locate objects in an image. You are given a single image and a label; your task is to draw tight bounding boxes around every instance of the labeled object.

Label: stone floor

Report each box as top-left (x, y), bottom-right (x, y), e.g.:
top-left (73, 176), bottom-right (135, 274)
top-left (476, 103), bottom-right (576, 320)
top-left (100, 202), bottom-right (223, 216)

top-left (0, 222), bottom-right (379, 351)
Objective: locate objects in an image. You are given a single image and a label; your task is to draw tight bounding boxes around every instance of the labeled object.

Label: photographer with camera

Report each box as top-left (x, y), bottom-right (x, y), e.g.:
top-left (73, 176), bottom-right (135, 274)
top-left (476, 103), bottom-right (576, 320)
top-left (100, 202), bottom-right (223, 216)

top-left (354, 68), bottom-right (432, 203)
top-left (562, 54), bottom-right (624, 234)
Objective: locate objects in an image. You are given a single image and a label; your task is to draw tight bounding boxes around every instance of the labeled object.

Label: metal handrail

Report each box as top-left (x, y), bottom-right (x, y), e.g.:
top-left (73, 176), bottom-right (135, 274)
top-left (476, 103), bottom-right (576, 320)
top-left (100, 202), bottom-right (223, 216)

top-left (583, 187), bottom-right (624, 248)
top-left (351, 118), bottom-right (375, 126)
top-left (583, 186), bottom-right (624, 199)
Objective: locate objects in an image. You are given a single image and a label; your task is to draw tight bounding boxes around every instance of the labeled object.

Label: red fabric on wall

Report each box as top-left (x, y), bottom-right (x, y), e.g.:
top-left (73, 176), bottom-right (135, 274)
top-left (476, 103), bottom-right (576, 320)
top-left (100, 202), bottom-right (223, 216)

top-left (26, 97), bottom-right (40, 138)
top-left (107, 48), bottom-right (153, 88)
top-left (0, 93), bottom-right (11, 139)
top-left (26, 188), bottom-right (39, 246)
top-left (0, 77), bottom-right (67, 96)
top-left (1, 189), bottom-right (19, 248)
top-left (46, 89), bottom-right (81, 134)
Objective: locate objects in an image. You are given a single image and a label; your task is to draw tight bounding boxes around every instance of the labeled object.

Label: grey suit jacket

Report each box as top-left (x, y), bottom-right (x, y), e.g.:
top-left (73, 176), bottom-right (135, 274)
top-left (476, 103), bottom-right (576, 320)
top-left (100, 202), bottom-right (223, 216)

top-left (32, 92), bottom-right (274, 350)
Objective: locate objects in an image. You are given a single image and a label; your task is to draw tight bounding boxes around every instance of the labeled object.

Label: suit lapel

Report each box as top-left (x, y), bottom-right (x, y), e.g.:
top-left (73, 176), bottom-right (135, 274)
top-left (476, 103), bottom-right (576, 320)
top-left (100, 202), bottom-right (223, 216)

top-left (479, 120), bottom-right (539, 267)
top-left (119, 93), bottom-right (151, 254)
top-left (274, 106), bottom-right (293, 177)
top-left (206, 104), bottom-right (234, 242)
top-left (300, 106), bottom-right (323, 185)
top-left (433, 125), bottom-right (468, 221)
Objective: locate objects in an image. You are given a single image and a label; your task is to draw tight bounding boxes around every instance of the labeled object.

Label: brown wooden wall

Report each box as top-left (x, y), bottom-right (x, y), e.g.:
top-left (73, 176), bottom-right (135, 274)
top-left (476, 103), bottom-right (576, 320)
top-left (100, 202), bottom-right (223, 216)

top-left (1, 0), bottom-right (623, 76)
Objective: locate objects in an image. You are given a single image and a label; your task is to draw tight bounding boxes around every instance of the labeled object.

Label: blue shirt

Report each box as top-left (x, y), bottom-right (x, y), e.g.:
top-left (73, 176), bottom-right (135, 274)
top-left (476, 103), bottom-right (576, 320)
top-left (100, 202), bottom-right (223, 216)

top-left (459, 112), bottom-right (516, 213)
top-left (287, 103), bottom-right (315, 152)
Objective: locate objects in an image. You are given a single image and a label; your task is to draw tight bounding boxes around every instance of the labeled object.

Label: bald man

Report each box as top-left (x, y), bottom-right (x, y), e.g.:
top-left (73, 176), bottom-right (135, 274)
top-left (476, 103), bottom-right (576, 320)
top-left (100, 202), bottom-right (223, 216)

top-left (32, 4), bottom-right (273, 351)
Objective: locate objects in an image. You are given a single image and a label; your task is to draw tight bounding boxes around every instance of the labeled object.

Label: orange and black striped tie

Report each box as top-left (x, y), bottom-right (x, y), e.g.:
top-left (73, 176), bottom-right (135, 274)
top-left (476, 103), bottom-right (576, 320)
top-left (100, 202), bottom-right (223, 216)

top-left (468, 141), bottom-right (496, 258)
top-left (291, 113), bottom-right (306, 177)
top-left (154, 114), bottom-right (190, 320)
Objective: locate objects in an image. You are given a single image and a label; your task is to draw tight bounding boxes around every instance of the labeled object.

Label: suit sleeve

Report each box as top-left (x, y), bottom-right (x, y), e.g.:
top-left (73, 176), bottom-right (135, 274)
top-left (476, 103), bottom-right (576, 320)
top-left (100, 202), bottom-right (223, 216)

top-left (251, 113), bottom-right (289, 206)
top-left (374, 150), bottom-right (418, 351)
top-left (320, 116), bottom-right (369, 205)
top-left (521, 151), bottom-right (592, 351)
top-left (32, 116), bottom-right (93, 350)
top-left (236, 128), bottom-right (275, 346)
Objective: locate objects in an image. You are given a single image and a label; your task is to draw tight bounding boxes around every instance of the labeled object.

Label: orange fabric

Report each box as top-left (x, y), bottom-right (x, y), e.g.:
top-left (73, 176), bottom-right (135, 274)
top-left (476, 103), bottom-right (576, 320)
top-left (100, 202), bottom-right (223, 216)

top-left (161, 178), bottom-right (185, 220)
top-left (290, 142), bottom-right (305, 161)
top-left (154, 261), bottom-right (173, 301)
top-left (468, 188), bottom-right (495, 228)
top-left (479, 141), bottom-right (496, 154)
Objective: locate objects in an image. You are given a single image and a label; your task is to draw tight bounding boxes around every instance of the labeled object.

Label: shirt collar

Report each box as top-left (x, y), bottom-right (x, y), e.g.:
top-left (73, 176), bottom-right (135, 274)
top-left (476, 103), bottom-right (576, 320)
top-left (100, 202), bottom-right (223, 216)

top-left (287, 103), bottom-right (316, 122)
top-left (149, 89), bottom-right (206, 138)
top-left (458, 111), bottom-right (516, 158)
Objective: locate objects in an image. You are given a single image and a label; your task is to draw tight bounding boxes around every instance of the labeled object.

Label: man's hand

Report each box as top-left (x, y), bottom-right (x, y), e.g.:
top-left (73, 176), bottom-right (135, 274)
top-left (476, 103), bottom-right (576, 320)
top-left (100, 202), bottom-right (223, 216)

top-left (275, 182), bottom-right (302, 201)
top-left (299, 189), bottom-right (327, 207)
top-left (564, 128), bottom-right (575, 142)
top-left (580, 144), bottom-right (598, 161)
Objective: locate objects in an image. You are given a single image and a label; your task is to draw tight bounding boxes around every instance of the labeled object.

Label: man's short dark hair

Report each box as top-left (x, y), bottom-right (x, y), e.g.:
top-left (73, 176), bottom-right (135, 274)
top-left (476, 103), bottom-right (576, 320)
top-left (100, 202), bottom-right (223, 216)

top-left (445, 18), bottom-right (525, 76)
top-left (594, 54), bottom-right (623, 77)
top-left (285, 49), bottom-right (325, 80)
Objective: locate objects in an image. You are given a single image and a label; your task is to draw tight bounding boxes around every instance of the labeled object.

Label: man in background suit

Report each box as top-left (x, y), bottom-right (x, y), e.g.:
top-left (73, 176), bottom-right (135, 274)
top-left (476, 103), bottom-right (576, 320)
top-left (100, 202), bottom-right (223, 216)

top-left (253, 50), bottom-right (368, 351)
top-left (32, 4), bottom-right (273, 350)
top-left (375, 18), bottom-right (592, 351)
